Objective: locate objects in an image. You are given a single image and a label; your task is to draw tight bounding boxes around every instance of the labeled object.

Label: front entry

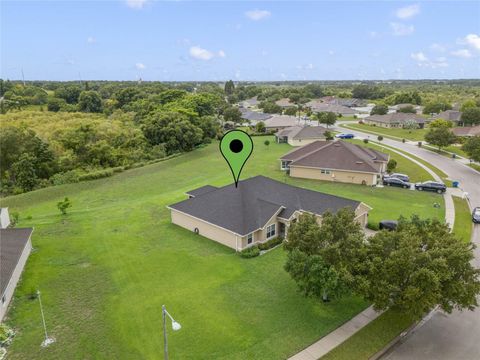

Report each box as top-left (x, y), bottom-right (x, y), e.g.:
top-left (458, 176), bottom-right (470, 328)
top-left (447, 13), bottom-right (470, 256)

top-left (279, 222), bottom-right (286, 238)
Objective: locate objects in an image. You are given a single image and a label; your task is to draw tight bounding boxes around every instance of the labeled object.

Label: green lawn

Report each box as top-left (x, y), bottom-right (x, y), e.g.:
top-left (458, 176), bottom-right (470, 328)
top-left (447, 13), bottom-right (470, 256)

top-left (346, 139), bottom-right (432, 182)
top-left (0, 137), bottom-right (444, 359)
top-left (452, 196), bottom-right (473, 243)
top-left (468, 163), bottom-right (480, 172)
top-left (321, 310), bottom-right (416, 360)
top-left (343, 123), bottom-right (427, 141)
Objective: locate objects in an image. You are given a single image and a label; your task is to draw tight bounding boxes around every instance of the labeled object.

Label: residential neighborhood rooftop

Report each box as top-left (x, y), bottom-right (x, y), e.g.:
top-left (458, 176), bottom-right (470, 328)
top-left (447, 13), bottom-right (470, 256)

top-left (281, 140), bottom-right (389, 173)
top-left (263, 115), bottom-right (301, 128)
top-left (0, 228), bottom-right (34, 297)
top-left (365, 112), bottom-right (425, 124)
top-left (275, 125), bottom-right (328, 140)
top-left (169, 176), bottom-right (360, 236)
top-left (434, 110), bottom-right (462, 122)
top-left (451, 125), bottom-right (480, 137)
top-left (239, 108), bottom-right (272, 122)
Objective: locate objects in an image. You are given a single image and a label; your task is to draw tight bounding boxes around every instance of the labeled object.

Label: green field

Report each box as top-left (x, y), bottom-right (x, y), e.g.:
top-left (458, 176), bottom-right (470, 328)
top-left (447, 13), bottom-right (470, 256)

top-left (1, 137), bottom-right (444, 359)
top-left (343, 123), bottom-right (428, 141)
top-left (452, 196), bottom-right (473, 243)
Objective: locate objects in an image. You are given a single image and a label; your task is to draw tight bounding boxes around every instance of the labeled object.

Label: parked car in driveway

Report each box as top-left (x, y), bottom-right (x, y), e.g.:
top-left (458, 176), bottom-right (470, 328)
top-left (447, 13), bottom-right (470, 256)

top-left (388, 173), bottom-right (410, 182)
top-left (383, 176), bottom-right (411, 189)
top-left (473, 207), bottom-right (480, 224)
top-left (379, 220), bottom-right (398, 231)
top-left (335, 133), bottom-right (355, 139)
top-left (414, 181), bottom-right (447, 194)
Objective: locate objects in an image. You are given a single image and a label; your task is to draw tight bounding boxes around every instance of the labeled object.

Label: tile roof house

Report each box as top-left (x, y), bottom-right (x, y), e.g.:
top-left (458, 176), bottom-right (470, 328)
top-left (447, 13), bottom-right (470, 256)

top-left (433, 110), bottom-right (462, 123)
top-left (241, 96), bottom-right (259, 108)
top-left (451, 125), bottom-right (480, 137)
top-left (263, 115), bottom-right (301, 132)
top-left (1, 226), bottom-right (34, 320)
top-left (275, 125), bottom-right (328, 146)
top-left (364, 113), bottom-right (426, 128)
top-left (280, 140), bottom-right (389, 186)
top-left (168, 176), bottom-right (370, 251)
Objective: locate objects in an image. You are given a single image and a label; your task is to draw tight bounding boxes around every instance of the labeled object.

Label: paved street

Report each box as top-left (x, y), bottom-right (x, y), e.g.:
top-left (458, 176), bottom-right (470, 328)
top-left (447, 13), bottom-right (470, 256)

top-left (334, 123), bottom-right (480, 360)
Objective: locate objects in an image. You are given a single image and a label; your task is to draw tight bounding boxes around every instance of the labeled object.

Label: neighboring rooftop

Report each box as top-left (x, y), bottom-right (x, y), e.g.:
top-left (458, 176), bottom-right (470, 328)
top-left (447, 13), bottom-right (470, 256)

top-left (1, 228), bottom-right (33, 297)
top-left (169, 176), bottom-right (360, 236)
top-left (305, 102), bottom-right (357, 115)
top-left (239, 108), bottom-right (272, 122)
top-left (451, 125), bottom-right (480, 137)
top-left (276, 125), bottom-right (328, 140)
top-left (263, 115), bottom-right (300, 128)
top-left (275, 98), bottom-right (295, 108)
top-left (434, 110), bottom-right (462, 122)
top-left (281, 140), bottom-right (388, 173)
top-left (365, 112), bottom-right (425, 124)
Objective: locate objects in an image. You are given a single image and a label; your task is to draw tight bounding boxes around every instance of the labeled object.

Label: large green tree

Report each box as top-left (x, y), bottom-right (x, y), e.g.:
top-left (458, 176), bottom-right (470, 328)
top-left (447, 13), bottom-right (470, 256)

top-left (370, 104), bottom-right (388, 115)
top-left (358, 216), bottom-right (480, 318)
top-left (462, 136), bottom-right (480, 162)
top-left (424, 126), bottom-right (456, 150)
top-left (461, 107), bottom-right (480, 126)
top-left (78, 91), bottom-right (103, 113)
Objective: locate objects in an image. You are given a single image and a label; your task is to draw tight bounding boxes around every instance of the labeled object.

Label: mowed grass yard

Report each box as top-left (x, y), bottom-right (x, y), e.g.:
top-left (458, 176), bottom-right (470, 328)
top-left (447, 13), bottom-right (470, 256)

top-left (344, 123), bottom-right (428, 141)
top-left (1, 136), bottom-right (445, 359)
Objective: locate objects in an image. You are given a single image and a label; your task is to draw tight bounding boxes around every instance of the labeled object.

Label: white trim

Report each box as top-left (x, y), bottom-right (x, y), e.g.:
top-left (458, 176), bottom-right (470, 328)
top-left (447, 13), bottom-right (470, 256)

top-left (289, 164), bottom-right (380, 175)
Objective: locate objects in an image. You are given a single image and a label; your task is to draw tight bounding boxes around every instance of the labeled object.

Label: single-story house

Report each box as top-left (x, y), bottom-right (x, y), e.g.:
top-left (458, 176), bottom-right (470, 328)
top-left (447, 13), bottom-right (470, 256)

top-left (280, 140), bottom-right (389, 186)
top-left (263, 115), bottom-right (301, 132)
top-left (451, 125), bottom-right (480, 137)
top-left (364, 113), bottom-right (426, 128)
top-left (275, 98), bottom-right (295, 108)
top-left (390, 103), bottom-right (423, 114)
top-left (432, 110), bottom-right (462, 124)
top-left (275, 125), bottom-right (328, 146)
top-left (167, 176), bottom-right (370, 251)
top-left (241, 96), bottom-right (259, 108)
top-left (1, 226), bottom-right (34, 320)
top-left (239, 108), bottom-right (272, 124)
top-left (305, 101), bottom-right (357, 117)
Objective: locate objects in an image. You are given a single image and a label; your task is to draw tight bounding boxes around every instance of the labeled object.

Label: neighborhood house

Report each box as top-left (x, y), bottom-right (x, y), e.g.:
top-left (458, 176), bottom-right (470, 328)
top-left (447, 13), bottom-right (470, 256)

top-left (280, 140), bottom-right (389, 186)
top-left (275, 125), bottom-right (328, 146)
top-left (263, 115), bottom-right (301, 132)
top-left (364, 113), bottom-right (426, 128)
top-left (168, 176), bottom-right (370, 251)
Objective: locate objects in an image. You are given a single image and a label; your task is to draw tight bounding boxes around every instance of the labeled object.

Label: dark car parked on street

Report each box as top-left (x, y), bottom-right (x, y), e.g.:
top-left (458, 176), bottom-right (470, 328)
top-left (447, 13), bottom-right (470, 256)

top-left (414, 181), bottom-right (447, 194)
top-left (335, 133), bottom-right (355, 139)
top-left (383, 176), bottom-right (411, 189)
top-left (388, 173), bottom-right (410, 182)
top-left (379, 220), bottom-right (398, 231)
top-left (473, 207), bottom-right (480, 224)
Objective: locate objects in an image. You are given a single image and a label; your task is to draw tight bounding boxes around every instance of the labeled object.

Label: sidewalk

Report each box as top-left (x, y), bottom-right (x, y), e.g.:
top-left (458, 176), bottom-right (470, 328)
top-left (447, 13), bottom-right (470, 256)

top-left (288, 306), bottom-right (382, 360)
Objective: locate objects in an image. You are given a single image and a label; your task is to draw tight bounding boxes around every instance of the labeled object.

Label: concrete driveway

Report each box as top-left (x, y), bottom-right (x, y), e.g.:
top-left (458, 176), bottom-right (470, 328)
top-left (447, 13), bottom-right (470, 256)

top-left (333, 123), bottom-right (480, 360)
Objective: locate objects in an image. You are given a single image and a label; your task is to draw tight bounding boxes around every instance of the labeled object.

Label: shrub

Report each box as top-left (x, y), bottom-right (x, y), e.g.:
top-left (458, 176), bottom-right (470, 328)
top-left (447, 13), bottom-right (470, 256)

top-left (240, 245), bottom-right (260, 258)
top-left (363, 138), bottom-right (369, 143)
top-left (258, 237), bottom-right (283, 251)
top-left (367, 221), bottom-right (379, 231)
top-left (78, 169), bottom-right (114, 181)
top-left (51, 170), bottom-right (80, 185)
top-left (0, 323), bottom-right (15, 347)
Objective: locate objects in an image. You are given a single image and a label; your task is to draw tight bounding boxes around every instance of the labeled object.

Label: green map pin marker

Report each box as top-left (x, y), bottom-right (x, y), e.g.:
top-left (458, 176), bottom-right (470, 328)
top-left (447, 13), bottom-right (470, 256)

top-left (220, 130), bottom-right (254, 188)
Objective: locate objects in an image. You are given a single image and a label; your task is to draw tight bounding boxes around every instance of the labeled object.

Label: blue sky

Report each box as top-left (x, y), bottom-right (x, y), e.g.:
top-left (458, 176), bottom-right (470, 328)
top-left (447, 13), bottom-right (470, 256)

top-left (1, 1), bottom-right (480, 81)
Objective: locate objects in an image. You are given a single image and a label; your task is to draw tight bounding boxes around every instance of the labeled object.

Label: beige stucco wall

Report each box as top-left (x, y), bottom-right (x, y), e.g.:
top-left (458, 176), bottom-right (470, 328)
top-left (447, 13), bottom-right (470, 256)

top-left (290, 166), bottom-right (378, 185)
top-left (288, 138), bottom-right (324, 147)
top-left (1, 238), bottom-right (32, 321)
top-left (171, 209), bottom-right (239, 250)
top-left (354, 203), bottom-right (371, 227)
top-left (364, 120), bottom-right (396, 128)
top-left (239, 215), bottom-right (279, 249)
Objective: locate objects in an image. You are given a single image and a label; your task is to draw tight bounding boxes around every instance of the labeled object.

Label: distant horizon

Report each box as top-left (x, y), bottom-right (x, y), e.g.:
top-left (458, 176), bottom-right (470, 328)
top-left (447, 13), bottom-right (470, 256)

top-left (2, 1), bottom-right (479, 81)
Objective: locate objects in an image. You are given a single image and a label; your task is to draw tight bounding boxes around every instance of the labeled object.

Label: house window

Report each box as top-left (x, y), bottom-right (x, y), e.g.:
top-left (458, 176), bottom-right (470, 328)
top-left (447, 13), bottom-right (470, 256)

top-left (320, 169), bottom-right (331, 174)
top-left (1, 295), bottom-right (5, 306)
top-left (247, 233), bottom-right (253, 245)
top-left (281, 161), bottom-right (291, 170)
top-left (266, 224), bottom-right (276, 239)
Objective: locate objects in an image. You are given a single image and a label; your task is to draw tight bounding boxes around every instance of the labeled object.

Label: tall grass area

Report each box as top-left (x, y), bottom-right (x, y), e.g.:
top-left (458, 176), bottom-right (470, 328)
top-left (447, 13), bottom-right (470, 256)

top-left (0, 137), bottom-right (444, 359)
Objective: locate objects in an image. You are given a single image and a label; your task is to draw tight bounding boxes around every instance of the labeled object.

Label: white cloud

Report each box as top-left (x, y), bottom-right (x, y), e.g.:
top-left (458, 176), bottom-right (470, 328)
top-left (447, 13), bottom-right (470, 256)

top-left (135, 62), bottom-right (146, 70)
top-left (463, 34), bottom-right (480, 51)
top-left (245, 9), bottom-right (271, 21)
top-left (218, 50), bottom-right (226, 58)
top-left (411, 52), bottom-right (428, 62)
top-left (430, 43), bottom-right (446, 52)
top-left (87, 36), bottom-right (96, 44)
top-left (451, 49), bottom-right (472, 58)
top-left (390, 22), bottom-right (415, 36)
top-left (125, 0), bottom-right (148, 9)
top-left (189, 46), bottom-right (214, 60)
top-left (328, 50), bottom-right (335, 56)
top-left (396, 4), bottom-right (420, 19)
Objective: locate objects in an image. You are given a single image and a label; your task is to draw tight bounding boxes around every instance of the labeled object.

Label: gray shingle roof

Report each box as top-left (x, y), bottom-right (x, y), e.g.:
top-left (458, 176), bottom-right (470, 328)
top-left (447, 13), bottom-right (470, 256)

top-left (168, 176), bottom-right (360, 235)
top-left (186, 185), bottom-right (218, 197)
top-left (240, 108), bottom-right (272, 121)
top-left (281, 140), bottom-right (388, 173)
top-left (264, 115), bottom-right (301, 128)
top-left (434, 110), bottom-right (462, 122)
top-left (1, 228), bottom-right (33, 297)
top-left (365, 113), bottom-right (425, 124)
top-left (276, 126), bottom-right (328, 140)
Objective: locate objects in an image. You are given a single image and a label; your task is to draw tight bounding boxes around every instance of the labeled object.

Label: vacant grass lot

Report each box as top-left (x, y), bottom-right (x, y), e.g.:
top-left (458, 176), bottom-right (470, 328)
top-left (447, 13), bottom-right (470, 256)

top-left (344, 123), bottom-right (427, 141)
top-left (1, 137), bottom-right (444, 359)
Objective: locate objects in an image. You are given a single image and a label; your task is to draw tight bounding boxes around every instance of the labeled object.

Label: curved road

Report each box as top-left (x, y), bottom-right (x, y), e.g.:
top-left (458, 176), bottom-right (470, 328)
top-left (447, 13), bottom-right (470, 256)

top-left (335, 123), bottom-right (480, 360)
